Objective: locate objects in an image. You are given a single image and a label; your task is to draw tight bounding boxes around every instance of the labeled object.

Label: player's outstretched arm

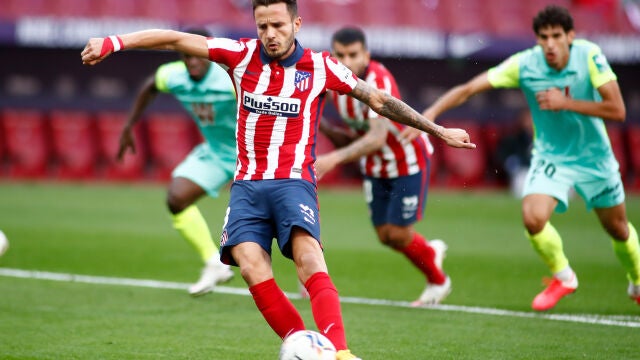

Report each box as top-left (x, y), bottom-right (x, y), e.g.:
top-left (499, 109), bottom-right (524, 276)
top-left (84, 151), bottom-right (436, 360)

top-left (422, 71), bottom-right (493, 121)
top-left (81, 30), bottom-right (208, 66)
top-left (117, 75), bottom-right (159, 161)
top-left (349, 78), bottom-right (476, 149)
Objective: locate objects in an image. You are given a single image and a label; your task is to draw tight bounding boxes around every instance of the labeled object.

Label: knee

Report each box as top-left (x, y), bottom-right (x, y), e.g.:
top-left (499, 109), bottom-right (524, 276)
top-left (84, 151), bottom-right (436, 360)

top-left (604, 219), bottom-right (629, 241)
top-left (522, 213), bottom-right (547, 235)
top-left (238, 258), bottom-right (273, 285)
top-left (166, 191), bottom-right (188, 215)
top-left (522, 207), bottom-right (549, 235)
top-left (378, 227), bottom-right (411, 249)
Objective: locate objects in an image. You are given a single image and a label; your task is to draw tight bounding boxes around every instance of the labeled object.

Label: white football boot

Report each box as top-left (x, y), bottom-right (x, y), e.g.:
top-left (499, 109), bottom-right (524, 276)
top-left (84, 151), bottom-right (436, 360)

top-left (628, 281), bottom-right (640, 305)
top-left (411, 239), bottom-right (451, 307)
top-left (0, 230), bottom-right (8, 257)
top-left (189, 261), bottom-right (234, 297)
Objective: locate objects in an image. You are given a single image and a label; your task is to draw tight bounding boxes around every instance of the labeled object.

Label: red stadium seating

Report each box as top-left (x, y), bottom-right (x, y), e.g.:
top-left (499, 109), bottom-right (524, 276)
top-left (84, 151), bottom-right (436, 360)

top-left (436, 119), bottom-right (487, 187)
top-left (94, 0), bottom-right (143, 18)
top-left (606, 125), bottom-right (628, 183)
top-left (485, 0), bottom-right (530, 37)
top-left (95, 111), bottom-right (148, 181)
top-left (140, 0), bottom-right (181, 22)
top-left (49, 110), bottom-right (99, 180)
top-left (481, 122), bottom-right (507, 185)
top-left (440, 0), bottom-right (489, 34)
top-left (181, 0), bottom-right (255, 27)
top-left (1, 109), bottom-right (51, 178)
top-left (50, 0), bottom-right (96, 18)
top-left (303, 0), bottom-right (360, 27)
top-left (401, 0), bottom-right (445, 30)
top-left (361, 0), bottom-right (401, 28)
top-left (626, 124), bottom-right (640, 190)
top-left (145, 113), bottom-right (199, 181)
top-left (1, 0), bottom-right (50, 19)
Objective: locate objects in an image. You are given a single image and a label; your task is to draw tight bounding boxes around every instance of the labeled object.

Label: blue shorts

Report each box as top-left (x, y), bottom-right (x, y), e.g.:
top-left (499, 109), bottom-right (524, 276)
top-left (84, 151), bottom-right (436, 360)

top-left (523, 154), bottom-right (625, 213)
top-left (363, 166), bottom-right (429, 227)
top-left (219, 179), bottom-right (321, 266)
top-left (172, 143), bottom-right (236, 198)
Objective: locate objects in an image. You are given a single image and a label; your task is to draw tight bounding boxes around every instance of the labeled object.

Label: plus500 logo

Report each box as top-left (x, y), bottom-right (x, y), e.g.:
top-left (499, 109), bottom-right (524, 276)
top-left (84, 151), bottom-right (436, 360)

top-left (243, 92), bottom-right (301, 118)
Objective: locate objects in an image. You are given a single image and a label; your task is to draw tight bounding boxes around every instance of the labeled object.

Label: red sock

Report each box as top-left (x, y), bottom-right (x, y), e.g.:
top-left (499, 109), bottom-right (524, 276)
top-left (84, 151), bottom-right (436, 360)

top-left (304, 272), bottom-right (347, 351)
top-left (400, 232), bottom-right (446, 285)
top-left (249, 278), bottom-right (305, 339)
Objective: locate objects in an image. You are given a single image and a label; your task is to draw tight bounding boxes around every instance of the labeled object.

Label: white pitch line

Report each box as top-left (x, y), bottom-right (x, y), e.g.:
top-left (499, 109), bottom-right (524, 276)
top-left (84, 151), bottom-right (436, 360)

top-left (1, 268), bottom-right (639, 328)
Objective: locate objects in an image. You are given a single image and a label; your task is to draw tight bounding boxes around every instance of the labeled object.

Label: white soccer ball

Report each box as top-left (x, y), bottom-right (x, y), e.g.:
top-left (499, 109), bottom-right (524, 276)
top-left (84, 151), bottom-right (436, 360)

top-left (279, 330), bottom-right (337, 360)
top-left (0, 230), bottom-right (8, 257)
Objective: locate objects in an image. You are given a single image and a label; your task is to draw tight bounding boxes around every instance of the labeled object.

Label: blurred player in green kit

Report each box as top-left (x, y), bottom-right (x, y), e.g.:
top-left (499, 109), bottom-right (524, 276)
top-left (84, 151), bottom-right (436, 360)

top-left (419, 5), bottom-right (640, 310)
top-left (118, 28), bottom-right (236, 296)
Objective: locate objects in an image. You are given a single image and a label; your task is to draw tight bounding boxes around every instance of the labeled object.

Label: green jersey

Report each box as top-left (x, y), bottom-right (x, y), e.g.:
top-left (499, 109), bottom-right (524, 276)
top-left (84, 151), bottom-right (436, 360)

top-left (487, 39), bottom-right (618, 170)
top-left (156, 61), bottom-right (237, 164)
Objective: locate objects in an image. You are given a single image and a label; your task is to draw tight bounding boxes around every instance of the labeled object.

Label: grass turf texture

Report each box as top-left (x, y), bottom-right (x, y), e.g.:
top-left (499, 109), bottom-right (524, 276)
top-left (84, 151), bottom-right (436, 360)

top-left (0, 182), bottom-right (638, 359)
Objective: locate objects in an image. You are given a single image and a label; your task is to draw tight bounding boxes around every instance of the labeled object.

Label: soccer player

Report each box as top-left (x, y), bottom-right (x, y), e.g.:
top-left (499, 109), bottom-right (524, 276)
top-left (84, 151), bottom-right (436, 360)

top-left (81, 1), bottom-right (475, 358)
top-left (117, 28), bottom-right (236, 297)
top-left (316, 27), bottom-right (450, 306)
top-left (421, 5), bottom-right (640, 311)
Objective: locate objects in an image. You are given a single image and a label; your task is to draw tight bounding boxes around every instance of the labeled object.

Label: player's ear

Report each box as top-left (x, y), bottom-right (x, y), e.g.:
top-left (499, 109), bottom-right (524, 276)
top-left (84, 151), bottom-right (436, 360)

top-left (294, 16), bottom-right (301, 33)
top-left (567, 29), bottom-right (575, 44)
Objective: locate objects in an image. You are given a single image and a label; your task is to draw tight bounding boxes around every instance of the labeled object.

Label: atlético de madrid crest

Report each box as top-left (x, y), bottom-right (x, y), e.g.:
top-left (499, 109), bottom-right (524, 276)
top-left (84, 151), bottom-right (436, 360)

top-left (294, 70), bottom-right (312, 92)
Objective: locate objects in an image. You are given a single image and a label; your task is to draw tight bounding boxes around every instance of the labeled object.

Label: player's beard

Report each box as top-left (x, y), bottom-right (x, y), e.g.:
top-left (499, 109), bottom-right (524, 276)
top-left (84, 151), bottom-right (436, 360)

top-left (266, 27), bottom-right (296, 60)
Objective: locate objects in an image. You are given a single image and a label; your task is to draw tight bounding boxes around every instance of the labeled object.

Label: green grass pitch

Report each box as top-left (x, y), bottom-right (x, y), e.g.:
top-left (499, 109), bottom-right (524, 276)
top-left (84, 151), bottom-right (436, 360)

top-left (0, 182), bottom-right (638, 359)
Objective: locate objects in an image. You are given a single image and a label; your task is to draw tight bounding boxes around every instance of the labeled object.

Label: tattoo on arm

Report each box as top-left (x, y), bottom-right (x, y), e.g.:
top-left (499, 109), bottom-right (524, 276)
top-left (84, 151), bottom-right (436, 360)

top-left (349, 79), bottom-right (444, 138)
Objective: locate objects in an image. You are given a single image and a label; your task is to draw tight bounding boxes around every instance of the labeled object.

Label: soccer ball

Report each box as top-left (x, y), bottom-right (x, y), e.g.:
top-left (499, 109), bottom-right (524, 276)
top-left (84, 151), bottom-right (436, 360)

top-left (279, 330), bottom-right (336, 360)
top-left (0, 230), bottom-right (8, 257)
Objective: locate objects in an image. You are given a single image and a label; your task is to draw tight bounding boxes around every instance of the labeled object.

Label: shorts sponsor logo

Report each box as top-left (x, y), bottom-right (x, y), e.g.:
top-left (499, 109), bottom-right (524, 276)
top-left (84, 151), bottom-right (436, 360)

top-left (402, 195), bottom-right (418, 219)
top-left (299, 203), bottom-right (316, 225)
top-left (590, 183), bottom-right (621, 203)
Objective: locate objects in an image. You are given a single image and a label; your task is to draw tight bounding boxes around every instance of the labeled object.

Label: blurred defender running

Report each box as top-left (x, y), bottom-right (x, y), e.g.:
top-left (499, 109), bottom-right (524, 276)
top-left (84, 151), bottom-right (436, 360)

top-left (118, 28), bottom-right (235, 297)
top-left (316, 27), bottom-right (451, 307)
top-left (419, 5), bottom-right (640, 311)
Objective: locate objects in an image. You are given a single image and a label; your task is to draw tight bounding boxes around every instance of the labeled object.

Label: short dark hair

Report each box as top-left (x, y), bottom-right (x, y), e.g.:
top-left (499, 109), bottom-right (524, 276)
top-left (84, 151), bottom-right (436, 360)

top-left (181, 26), bottom-right (211, 37)
top-left (331, 27), bottom-right (367, 48)
top-left (252, 0), bottom-right (298, 18)
top-left (532, 5), bottom-right (574, 34)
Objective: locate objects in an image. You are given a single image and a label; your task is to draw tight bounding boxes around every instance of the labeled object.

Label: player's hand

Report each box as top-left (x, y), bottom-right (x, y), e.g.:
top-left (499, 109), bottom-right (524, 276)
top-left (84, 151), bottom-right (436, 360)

top-left (116, 128), bottom-right (136, 162)
top-left (440, 127), bottom-right (476, 149)
top-left (536, 88), bottom-right (567, 111)
top-left (81, 38), bottom-right (107, 65)
top-left (314, 153), bottom-right (339, 180)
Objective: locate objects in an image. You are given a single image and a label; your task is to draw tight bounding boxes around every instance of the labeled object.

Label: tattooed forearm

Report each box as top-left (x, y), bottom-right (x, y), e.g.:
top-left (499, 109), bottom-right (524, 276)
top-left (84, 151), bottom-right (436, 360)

top-left (378, 92), bottom-right (444, 138)
top-left (349, 79), bottom-right (445, 139)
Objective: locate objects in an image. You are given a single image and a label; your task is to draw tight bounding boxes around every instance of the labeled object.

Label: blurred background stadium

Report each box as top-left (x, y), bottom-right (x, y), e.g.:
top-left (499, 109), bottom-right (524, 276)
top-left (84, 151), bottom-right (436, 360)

top-left (1, 0), bottom-right (639, 189)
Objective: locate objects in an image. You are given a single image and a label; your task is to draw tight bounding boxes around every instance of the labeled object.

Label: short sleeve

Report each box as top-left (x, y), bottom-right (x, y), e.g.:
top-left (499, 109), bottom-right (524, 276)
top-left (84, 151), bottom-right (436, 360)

top-left (206, 37), bottom-right (248, 69)
top-left (324, 55), bottom-right (358, 95)
top-left (155, 61), bottom-right (184, 93)
top-left (487, 53), bottom-right (521, 89)
top-left (587, 45), bottom-right (617, 89)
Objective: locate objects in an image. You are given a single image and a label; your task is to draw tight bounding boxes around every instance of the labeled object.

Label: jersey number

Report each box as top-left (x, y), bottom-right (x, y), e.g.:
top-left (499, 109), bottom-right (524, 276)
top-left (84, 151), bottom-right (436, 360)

top-left (192, 102), bottom-right (215, 126)
top-left (532, 159), bottom-right (556, 179)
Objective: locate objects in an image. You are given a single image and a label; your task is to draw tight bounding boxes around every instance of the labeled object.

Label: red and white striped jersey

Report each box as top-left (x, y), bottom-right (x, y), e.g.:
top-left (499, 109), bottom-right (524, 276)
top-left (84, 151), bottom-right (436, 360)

top-left (329, 60), bottom-right (433, 178)
top-left (206, 38), bottom-right (358, 184)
